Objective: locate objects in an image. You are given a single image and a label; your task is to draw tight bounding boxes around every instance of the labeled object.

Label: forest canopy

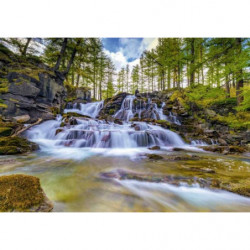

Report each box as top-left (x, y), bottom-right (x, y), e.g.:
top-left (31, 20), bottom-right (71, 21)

top-left (0, 38), bottom-right (249, 108)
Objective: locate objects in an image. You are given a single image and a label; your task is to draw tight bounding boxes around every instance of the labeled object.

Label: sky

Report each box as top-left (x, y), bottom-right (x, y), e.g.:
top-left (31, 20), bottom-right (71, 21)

top-left (102, 38), bottom-right (158, 71)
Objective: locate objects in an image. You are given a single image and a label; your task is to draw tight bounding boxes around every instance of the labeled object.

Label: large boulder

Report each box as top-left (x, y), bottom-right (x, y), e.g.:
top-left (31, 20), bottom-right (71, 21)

top-left (0, 174), bottom-right (53, 212)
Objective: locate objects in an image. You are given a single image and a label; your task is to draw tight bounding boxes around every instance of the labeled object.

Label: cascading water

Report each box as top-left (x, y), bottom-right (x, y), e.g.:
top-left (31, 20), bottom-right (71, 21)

top-left (64, 101), bottom-right (104, 118)
top-left (26, 95), bottom-right (186, 150)
top-left (15, 95), bottom-right (250, 212)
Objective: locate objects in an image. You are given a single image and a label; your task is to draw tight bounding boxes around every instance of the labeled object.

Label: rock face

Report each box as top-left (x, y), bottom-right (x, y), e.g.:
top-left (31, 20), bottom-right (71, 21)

top-left (0, 44), bottom-right (67, 123)
top-left (0, 174), bottom-right (53, 212)
top-left (98, 92), bottom-right (129, 119)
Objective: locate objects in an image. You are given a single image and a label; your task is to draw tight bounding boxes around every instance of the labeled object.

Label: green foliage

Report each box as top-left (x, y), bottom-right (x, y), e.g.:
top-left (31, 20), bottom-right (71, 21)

top-left (185, 84), bottom-right (227, 107)
top-left (236, 85), bottom-right (250, 111)
top-left (213, 112), bottom-right (250, 130)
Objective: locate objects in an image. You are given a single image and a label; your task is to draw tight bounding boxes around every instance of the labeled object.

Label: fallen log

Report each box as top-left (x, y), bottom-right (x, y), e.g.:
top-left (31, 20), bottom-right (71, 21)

top-left (11, 118), bottom-right (43, 137)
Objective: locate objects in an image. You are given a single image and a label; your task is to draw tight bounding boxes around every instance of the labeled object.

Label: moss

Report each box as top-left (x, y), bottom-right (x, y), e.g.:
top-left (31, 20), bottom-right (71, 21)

top-left (230, 187), bottom-right (250, 197)
top-left (146, 154), bottom-right (163, 160)
top-left (155, 120), bottom-right (171, 128)
top-left (0, 136), bottom-right (37, 155)
top-left (0, 103), bottom-right (7, 108)
top-left (63, 112), bottom-right (91, 119)
top-left (50, 107), bottom-right (59, 116)
top-left (109, 109), bottom-right (115, 115)
top-left (213, 112), bottom-right (250, 130)
top-left (0, 174), bottom-right (45, 212)
top-left (0, 127), bottom-right (12, 137)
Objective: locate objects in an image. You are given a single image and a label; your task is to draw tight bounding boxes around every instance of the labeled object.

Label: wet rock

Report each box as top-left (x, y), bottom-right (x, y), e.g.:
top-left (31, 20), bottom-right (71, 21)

top-left (13, 114), bottom-right (30, 123)
top-left (0, 136), bottom-right (38, 155)
top-left (55, 128), bottom-right (64, 135)
top-left (100, 169), bottom-right (220, 189)
top-left (0, 174), bottom-right (53, 212)
top-left (218, 138), bottom-right (228, 146)
top-left (134, 125), bottom-right (140, 131)
top-left (63, 112), bottom-right (91, 119)
top-left (148, 146), bottom-right (161, 150)
top-left (167, 155), bottom-right (200, 161)
top-left (202, 145), bottom-right (247, 154)
top-left (114, 119), bottom-right (123, 125)
top-left (188, 167), bottom-right (216, 174)
top-left (146, 154), bottom-right (163, 160)
top-left (229, 187), bottom-right (250, 197)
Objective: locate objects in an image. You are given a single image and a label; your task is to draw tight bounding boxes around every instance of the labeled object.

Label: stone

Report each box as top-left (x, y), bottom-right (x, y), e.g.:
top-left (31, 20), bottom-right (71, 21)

top-left (218, 138), bottom-right (228, 146)
top-left (13, 114), bottom-right (30, 123)
top-left (205, 109), bottom-right (216, 118)
top-left (9, 82), bottom-right (40, 97)
top-left (148, 146), bottom-right (161, 150)
top-left (0, 136), bottom-right (38, 155)
top-left (146, 154), bottom-right (163, 160)
top-left (0, 174), bottom-right (53, 212)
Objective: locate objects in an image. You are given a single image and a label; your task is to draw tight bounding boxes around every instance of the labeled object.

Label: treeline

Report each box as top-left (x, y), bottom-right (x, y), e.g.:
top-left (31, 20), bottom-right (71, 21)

top-left (0, 38), bottom-right (116, 100)
top-left (119, 38), bottom-right (249, 105)
top-left (1, 38), bottom-right (249, 105)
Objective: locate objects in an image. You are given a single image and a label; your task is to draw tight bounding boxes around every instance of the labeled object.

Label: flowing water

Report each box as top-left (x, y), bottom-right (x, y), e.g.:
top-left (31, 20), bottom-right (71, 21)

top-left (1, 95), bottom-right (250, 212)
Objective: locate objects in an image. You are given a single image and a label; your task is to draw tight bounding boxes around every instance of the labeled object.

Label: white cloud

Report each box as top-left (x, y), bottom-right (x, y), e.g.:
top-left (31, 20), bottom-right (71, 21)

top-left (104, 38), bottom-right (159, 72)
top-left (104, 49), bottom-right (127, 71)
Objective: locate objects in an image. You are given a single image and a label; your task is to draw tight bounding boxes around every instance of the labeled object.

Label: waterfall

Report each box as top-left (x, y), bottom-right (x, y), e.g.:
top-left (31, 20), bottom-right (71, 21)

top-left (26, 96), bottom-right (186, 149)
top-left (113, 95), bottom-right (135, 122)
top-left (64, 101), bottom-right (104, 118)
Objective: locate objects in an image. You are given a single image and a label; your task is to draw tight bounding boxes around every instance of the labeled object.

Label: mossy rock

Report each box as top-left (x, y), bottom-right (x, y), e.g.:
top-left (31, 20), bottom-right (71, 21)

top-left (63, 112), bottom-right (91, 119)
top-left (108, 109), bottom-right (115, 115)
top-left (0, 136), bottom-right (38, 155)
top-left (155, 120), bottom-right (172, 129)
top-left (0, 127), bottom-right (12, 137)
top-left (146, 154), bottom-right (163, 160)
top-left (0, 174), bottom-right (53, 212)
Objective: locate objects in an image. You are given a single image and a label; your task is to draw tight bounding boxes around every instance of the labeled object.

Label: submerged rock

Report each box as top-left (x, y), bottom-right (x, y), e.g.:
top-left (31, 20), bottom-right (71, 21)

top-left (146, 154), bottom-right (163, 160)
top-left (202, 145), bottom-right (247, 154)
top-left (100, 169), bottom-right (220, 189)
top-left (0, 174), bottom-right (53, 212)
top-left (166, 155), bottom-right (201, 161)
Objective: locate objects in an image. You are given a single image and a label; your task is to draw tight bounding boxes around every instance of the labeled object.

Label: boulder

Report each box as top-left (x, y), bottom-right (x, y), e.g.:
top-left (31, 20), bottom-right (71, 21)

top-left (148, 146), bottom-right (161, 150)
top-left (146, 154), bottom-right (163, 160)
top-left (0, 136), bottom-right (38, 155)
top-left (0, 174), bottom-right (53, 212)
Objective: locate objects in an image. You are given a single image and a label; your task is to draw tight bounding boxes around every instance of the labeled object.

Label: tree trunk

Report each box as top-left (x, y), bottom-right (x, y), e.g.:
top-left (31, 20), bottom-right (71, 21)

top-left (167, 67), bottom-right (171, 89)
top-left (190, 39), bottom-right (195, 87)
top-left (54, 38), bottom-right (68, 71)
top-left (76, 74), bottom-right (80, 87)
top-left (64, 39), bottom-right (81, 77)
top-left (71, 71), bottom-right (75, 85)
top-left (225, 63), bottom-right (230, 97)
top-left (236, 38), bottom-right (244, 105)
top-left (22, 38), bottom-right (31, 57)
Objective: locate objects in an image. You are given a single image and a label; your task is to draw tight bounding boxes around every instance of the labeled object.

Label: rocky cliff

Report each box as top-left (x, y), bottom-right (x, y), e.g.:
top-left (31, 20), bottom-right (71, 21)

top-left (0, 44), bottom-right (67, 123)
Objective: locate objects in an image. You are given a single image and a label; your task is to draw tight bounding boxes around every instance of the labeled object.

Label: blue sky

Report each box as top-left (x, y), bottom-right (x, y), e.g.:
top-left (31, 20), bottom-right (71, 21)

top-left (102, 38), bottom-right (158, 71)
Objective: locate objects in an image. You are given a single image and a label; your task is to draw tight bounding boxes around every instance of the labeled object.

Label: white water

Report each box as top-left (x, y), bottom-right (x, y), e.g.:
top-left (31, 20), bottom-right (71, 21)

top-left (64, 101), bottom-right (104, 118)
top-left (26, 96), bottom-right (186, 154)
top-left (23, 96), bottom-right (250, 211)
top-left (119, 179), bottom-right (250, 211)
